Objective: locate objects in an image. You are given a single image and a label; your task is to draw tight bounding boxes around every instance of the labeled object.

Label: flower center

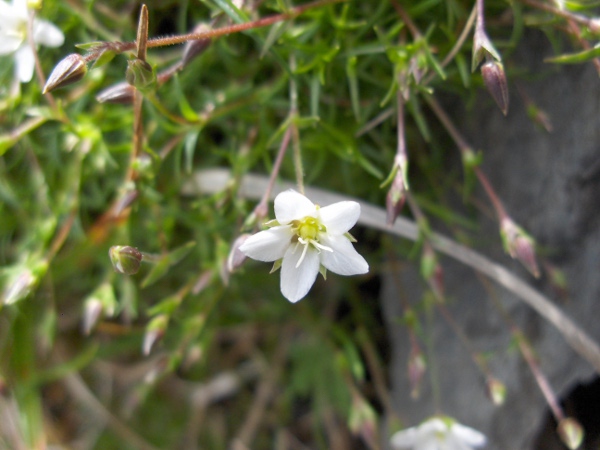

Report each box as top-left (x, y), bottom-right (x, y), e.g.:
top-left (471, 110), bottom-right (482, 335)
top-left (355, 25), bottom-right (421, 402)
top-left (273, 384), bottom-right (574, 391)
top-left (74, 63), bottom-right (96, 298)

top-left (290, 216), bottom-right (332, 267)
top-left (296, 217), bottom-right (320, 241)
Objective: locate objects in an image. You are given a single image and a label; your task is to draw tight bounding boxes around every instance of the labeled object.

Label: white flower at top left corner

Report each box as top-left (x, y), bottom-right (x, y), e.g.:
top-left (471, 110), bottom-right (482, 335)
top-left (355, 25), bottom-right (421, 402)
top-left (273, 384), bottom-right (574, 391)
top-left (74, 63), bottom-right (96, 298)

top-left (0, 0), bottom-right (64, 83)
top-left (239, 189), bottom-right (369, 303)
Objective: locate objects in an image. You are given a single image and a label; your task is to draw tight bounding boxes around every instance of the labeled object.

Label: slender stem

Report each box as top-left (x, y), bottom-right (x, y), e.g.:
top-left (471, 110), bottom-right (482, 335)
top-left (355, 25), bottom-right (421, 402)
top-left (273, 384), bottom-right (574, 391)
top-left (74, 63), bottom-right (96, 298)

top-left (475, 0), bottom-right (485, 34)
top-left (84, 0), bottom-right (344, 62)
top-left (515, 330), bottom-right (565, 421)
top-left (520, 0), bottom-right (599, 30)
top-left (254, 126), bottom-right (293, 220)
top-left (424, 94), bottom-right (508, 220)
top-left (289, 55), bottom-right (305, 195)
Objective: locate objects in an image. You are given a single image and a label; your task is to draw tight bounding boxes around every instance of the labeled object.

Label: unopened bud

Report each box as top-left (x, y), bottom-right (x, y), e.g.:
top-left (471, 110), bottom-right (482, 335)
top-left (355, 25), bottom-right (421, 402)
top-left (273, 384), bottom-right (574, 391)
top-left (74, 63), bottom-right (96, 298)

top-left (348, 392), bottom-right (377, 446)
top-left (82, 298), bottom-right (103, 335)
top-left (481, 61), bottom-right (509, 116)
top-left (143, 314), bottom-right (168, 355)
top-left (386, 171), bottom-right (407, 225)
top-left (557, 417), bottom-right (584, 450)
top-left (109, 246), bottom-right (143, 275)
top-left (181, 24), bottom-right (211, 68)
top-left (43, 54), bottom-right (88, 94)
top-left (2, 269), bottom-right (36, 305)
top-left (96, 81), bottom-right (135, 104)
top-left (500, 218), bottom-right (540, 277)
top-left (486, 377), bottom-right (506, 406)
top-left (408, 348), bottom-right (426, 399)
top-left (227, 234), bottom-right (250, 273)
top-left (126, 59), bottom-right (156, 93)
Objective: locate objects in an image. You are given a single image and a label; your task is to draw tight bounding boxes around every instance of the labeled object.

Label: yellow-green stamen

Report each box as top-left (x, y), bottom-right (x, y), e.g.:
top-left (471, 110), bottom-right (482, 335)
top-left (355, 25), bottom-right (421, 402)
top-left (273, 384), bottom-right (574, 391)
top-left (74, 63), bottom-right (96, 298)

top-left (290, 216), bottom-right (332, 267)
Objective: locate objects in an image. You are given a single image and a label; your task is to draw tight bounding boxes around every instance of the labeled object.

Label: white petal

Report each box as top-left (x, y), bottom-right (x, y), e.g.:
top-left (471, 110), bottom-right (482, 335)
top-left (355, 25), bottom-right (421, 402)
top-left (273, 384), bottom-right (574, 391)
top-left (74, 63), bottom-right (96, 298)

top-left (11, 0), bottom-right (27, 17)
top-left (319, 234), bottom-right (368, 275)
top-left (239, 226), bottom-right (291, 262)
top-left (451, 424), bottom-right (486, 447)
top-left (318, 201), bottom-right (360, 234)
top-left (274, 190), bottom-right (316, 224)
top-left (418, 418), bottom-right (446, 435)
top-left (0, 34), bottom-right (23, 54)
top-left (0, 1), bottom-right (22, 25)
top-left (390, 427), bottom-right (418, 449)
top-left (280, 244), bottom-right (319, 302)
top-left (15, 44), bottom-right (34, 82)
top-left (33, 19), bottom-right (64, 47)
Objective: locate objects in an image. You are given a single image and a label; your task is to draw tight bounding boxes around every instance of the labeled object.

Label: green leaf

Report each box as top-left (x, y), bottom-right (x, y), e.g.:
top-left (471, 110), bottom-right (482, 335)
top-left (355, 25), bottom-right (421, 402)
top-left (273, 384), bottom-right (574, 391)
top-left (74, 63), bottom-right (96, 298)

top-left (141, 241), bottom-right (196, 288)
top-left (208, 0), bottom-right (249, 23)
top-left (545, 45), bottom-right (600, 64)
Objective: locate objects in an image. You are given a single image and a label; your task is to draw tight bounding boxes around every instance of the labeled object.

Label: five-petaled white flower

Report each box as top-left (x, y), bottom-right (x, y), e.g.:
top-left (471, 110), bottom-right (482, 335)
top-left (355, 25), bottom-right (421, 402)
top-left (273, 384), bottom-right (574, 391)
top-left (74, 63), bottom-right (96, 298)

top-left (239, 190), bottom-right (369, 303)
top-left (0, 0), bottom-right (64, 83)
top-left (391, 417), bottom-right (487, 450)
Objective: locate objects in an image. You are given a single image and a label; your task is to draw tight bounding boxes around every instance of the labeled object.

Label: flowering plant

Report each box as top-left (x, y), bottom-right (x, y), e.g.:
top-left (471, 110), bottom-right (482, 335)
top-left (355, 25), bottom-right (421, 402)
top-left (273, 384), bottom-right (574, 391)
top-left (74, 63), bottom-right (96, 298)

top-left (239, 189), bottom-right (369, 302)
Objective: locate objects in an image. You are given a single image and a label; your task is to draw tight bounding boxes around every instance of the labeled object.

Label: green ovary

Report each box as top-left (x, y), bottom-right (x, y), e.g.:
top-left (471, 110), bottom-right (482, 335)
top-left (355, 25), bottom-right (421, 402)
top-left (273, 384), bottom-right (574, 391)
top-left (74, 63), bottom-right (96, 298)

top-left (295, 217), bottom-right (322, 242)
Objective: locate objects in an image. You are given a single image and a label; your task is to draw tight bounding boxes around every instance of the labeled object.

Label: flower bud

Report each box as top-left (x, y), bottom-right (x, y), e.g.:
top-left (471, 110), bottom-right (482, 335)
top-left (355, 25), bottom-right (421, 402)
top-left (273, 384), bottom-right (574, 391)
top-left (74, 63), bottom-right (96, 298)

top-left (96, 81), bottom-right (135, 104)
top-left (408, 348), bottom-right (426, 399)
top-left (126, 59), bottom-right (156, 93)
top-left (227, 234), bottom-right (251, 273)
top-left (481, 60), bottom-right (509, 116)
top-left (500, 218), bottom-right (540, 278)
top-left (486, 377), bottom-right (506, 406)
top-left (109, 246), bottom-right (143, 275)
top-left (348, 392), bottom-right (377, 446)
top-left (181, 23), bottom-right (211, 68)
top-left (386, 171), bottom-right (407, 225)
top-left (2, 269), bottom-right (36, 305)
top-left (43, 54), bottom-right (88, 94)
top-left (557, 417), bottom-right (584, 450)
top-left (143, 314), bottom-right (168, 355)
top-left (82, 298), bottom-right (103, 335)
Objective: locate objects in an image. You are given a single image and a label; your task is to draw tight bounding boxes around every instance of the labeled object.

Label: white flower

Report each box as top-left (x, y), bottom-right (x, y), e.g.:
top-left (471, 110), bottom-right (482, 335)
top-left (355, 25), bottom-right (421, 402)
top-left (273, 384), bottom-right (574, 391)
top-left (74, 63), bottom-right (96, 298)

top-left (0, 0), bottom-right (64, 83)
top-left (239, 189), bottom-right (369, 303)
top-left (391, 417), bottom-right (487, 450)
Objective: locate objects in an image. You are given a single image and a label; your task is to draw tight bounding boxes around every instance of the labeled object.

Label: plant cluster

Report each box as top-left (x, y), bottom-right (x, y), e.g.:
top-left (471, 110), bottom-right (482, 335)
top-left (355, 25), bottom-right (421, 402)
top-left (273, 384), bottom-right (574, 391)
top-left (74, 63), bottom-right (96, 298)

top-left (1, 0), bottom-right (599, 448)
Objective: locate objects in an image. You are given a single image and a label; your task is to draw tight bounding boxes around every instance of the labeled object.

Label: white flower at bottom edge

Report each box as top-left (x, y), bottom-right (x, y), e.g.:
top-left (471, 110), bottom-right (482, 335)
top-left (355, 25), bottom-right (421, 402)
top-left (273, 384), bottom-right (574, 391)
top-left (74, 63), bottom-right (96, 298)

top-left (0, 0), bottom-right (64, 83)
top-left (390, 416), bottom-right (487, 450)
top-left (239, 189), bottom-right (369, 303)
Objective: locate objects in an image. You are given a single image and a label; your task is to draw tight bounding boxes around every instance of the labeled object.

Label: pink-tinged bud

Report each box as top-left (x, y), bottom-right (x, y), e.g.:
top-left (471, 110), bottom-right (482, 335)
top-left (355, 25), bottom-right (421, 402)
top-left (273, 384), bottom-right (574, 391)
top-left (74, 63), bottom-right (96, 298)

top-left (2, 269), bottom-right (36, 305)
top-left (408, 348), bottom-right (426, 399)
top-left (109, 246), bottom-right (143, 275)
top-left (481, 61), bottom-right (509, 116)
top-left (227, 234), bottom-right (250, 273)
top-left (143, 315), bottom-right (168, 355)
top-left (348, 392), bottom-right (377, 447)
top-left (386, 171), bottom-right (407, 225)
top-left (557, 417), bottom-right (584, 450)
top-left (96, 81), bottom-right (135, 104)
top-left (500, 218), bottom-right (540, 278)
top-left (181, 24), bottom-right (211, 68)
top-left (43, 54), bottom-right (88, 94)
top-left (486, 377), bottom-right (506, 406)
top-left (82, 298), bottom-right (103, 335)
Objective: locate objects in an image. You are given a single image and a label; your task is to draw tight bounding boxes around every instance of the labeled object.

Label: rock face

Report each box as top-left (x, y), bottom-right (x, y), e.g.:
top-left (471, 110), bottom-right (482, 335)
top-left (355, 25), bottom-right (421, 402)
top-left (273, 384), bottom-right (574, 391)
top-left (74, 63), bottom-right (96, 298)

top-left (383, 31), bottom-right (600, 450)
